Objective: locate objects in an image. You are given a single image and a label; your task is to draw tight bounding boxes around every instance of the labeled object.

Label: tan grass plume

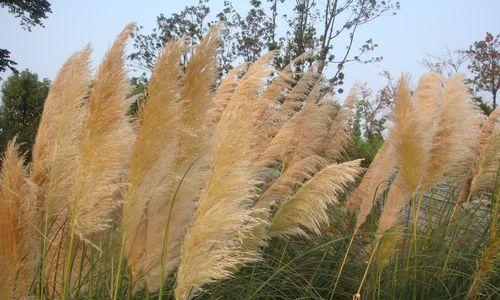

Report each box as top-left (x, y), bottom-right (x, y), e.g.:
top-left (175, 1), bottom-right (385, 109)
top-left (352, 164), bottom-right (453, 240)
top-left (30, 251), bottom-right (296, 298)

top-left (277, 63), bottom-right (320, 119)
top-left (421, 74), bottom-right (480, 190)
top-left (391, 77), bottom-right (427, 194)
top-left (175, 53), bottom-right (275, 300)
top-left (144, 28), bottom-right (220, 291)
top-left (0, 139), bottom-right (37, 299)
top-left (122, 38), bottom-right (185, 287)
top-left (210, 62), bottom-right (248, 125)
top-left (269, 159), bottom-right (363, 237)
top-left (350, 140), bottom-right (395, 228)
top-left (70, 23), bottom-right (135, 241)
top-left (30, 46), bottom-right (92, 299)
top-left (259, 82), bottom-right (333, 171)
top-left (31, 47), bottom-right (92, 218)
top-left (413, 72), bottom-right (444, 137)
top-left (257, 155), bottom-right (327, 212)
top-left (322, 86), bottom-right (358, 161)
top-left (458, 107), bottom-right (499, 202)
top-left (470, 128), bottom-right (500, 193)
top-left (374, 176), bottom-right (408, 242)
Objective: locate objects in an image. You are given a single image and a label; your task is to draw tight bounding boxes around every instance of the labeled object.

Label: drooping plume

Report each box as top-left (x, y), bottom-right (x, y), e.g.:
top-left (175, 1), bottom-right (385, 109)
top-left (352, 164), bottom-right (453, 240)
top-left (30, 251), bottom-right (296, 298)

top-left (457, 107), bottom-right (499, 202)
top-left (270, 159), bottom-right (362, 238)
top-left (0, 139), bottom-right (37, 299)
top-left (375, 176), bottom-right (408, 242)
top-left (70, 23), bottom-right (135, 241)
top-left (471, 129), bottom-right (500, 193)
top-left (263, 54), bottom-right (314, 137)
top-left (31, 47), bottom-right (92, 217)
top-left (175, 53), bottom-right (275, 300)
top-left (210, 63), bottom-right (248, 125)
top-left (256, 155), bottom-right (327, 211)
top-left (260, 83), bottom-right (333, 171)
top-left (374, 223), bottom-right (402, 271)
top-left (421, 74), bottom-right (480, 190)
top-left (350, 140), bottom-right (395, 229)
top-left (322, 86), bottom-right (358, 161)
top-left (122, 39), bottom-right (185, 287)
top-left (144, 28), bottom-right (219, 291)
top-left (278, 64), bottom-right (320, 119)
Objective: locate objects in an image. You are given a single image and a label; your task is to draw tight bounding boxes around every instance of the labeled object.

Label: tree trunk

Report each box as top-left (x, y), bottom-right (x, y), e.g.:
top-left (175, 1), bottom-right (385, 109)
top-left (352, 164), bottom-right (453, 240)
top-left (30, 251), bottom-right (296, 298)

top-left (493, 89), bottom-right (497, 109)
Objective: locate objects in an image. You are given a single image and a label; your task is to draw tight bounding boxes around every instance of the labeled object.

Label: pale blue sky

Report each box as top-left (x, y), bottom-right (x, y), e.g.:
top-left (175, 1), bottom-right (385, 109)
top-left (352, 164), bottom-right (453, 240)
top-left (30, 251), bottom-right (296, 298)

top-left (1, 0), bottom-right (499, 91)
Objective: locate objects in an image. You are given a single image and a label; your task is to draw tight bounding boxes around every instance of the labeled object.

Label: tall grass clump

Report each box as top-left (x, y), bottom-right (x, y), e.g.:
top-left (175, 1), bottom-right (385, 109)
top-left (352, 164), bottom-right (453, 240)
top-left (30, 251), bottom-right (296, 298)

top-left (28, 23), bottom-right (136, 299)
top-left (0, 22), bottom-right (497, 300)
top-left (122, 38), bottom-right (186, 290)
top-left (0, 139), bottom-right (36, 299)
top-left (31, 45), bottom-right (92, 299)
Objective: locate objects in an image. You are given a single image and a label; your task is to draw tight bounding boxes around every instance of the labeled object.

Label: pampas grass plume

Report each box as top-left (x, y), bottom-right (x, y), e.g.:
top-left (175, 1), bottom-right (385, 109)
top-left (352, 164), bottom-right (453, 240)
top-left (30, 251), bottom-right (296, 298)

top-left (270, 159), bottom-right (362, 237)
top-left (0, 139), bottom-right (37, 299)
top-left (71, 23), bottom-right (135, 240)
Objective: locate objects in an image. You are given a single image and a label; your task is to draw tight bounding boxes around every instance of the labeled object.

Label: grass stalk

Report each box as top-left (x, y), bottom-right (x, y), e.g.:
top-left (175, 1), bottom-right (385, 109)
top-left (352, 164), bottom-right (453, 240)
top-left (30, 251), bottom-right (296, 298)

top-left (39, 212), bottom-right (50, 299)
top-left (329, 227), bottom-right (358, 299)
top-left (61, 227), bottom-right (76, 299)
top-left (412, 192), bottom-right (422, 300)
top-left (303, 245), bottom-right (329, 297)
top-left (355, 240), bottom-right (380, 299)
top-left (113, 233), bottom-right (126, 300)
top-left (391, 248), bottom-right (399, 300)
top-left (158, 156), bottom-right (201, 299)
top-left (247, 237), bottom-right (346, 299)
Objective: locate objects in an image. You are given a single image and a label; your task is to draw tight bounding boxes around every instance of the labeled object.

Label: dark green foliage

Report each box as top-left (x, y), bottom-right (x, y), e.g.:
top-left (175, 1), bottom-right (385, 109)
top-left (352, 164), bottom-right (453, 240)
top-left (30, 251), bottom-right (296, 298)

top-left (0, 0), bottom-right (52, 30)
top-left (0, 69), bottom-right (49, 157)
top-left (126, 77), bottom-right (147, 117)
top-left (235, 0), bottom-right (275, 62)
top-left (472, 95), bottom-right (494, 116)
top-left (0, 49), bottom-right (17, 74)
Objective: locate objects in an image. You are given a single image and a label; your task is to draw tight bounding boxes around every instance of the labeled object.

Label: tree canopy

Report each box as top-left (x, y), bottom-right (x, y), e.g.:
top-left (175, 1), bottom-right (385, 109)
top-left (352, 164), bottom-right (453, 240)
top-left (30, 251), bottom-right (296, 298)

top-left (466, 32), bottom-right (499, 109)
top-left (129, 0), bottom-right (400, 92)
top-left (0, 69), bottom-right (50, 156)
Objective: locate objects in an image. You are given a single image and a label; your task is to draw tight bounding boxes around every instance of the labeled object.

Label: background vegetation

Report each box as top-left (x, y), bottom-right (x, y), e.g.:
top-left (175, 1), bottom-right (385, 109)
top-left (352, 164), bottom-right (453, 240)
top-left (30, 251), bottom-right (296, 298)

top-left (0, 1), bottom-right (498, 300)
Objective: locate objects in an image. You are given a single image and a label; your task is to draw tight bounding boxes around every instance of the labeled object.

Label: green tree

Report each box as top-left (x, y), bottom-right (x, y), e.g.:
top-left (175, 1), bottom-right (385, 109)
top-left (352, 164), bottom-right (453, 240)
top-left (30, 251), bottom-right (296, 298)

top-left (351, 71), bottom-right (395, 165)
top-left (129, 0), bottom-right (399, 94)
top-left (466, 32), bottom-right (499, 109)
top-left (0, 0), bottom-right (52, 78)
top-left (281, 0), bottom-right (317, 70)
top-left (0, 69), bottom-right (49, 157)
top-left (235, 0), bottom-right (275, 62)
top-left (129, 0), bottom-right (211, 78)
top-left (129, 0), bottom-right (277, 78)
top-left (0, 49), bottom-right (17, 74)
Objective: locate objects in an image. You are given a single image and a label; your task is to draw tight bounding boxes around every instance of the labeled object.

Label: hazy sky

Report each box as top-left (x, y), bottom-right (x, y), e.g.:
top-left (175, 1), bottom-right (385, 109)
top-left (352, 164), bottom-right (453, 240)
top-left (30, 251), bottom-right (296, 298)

top-left (1, 0), bottom-right (499, 91)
